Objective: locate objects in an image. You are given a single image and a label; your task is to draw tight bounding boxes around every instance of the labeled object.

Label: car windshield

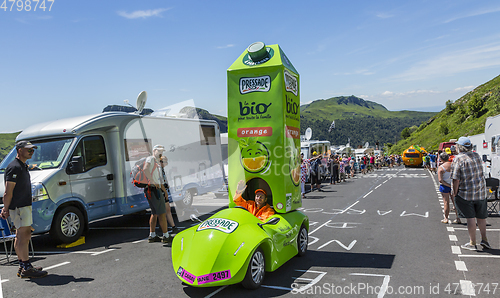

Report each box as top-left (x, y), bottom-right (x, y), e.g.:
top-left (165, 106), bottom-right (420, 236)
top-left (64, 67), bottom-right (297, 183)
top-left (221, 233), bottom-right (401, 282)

top-left (0, 138), bottom-right (74, 173)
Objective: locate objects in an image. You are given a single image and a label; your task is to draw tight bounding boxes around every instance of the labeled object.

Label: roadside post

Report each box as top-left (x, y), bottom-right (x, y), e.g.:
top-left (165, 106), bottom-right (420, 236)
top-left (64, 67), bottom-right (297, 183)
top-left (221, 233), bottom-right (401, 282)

top-left (227, 42), bottom-right (301, 212)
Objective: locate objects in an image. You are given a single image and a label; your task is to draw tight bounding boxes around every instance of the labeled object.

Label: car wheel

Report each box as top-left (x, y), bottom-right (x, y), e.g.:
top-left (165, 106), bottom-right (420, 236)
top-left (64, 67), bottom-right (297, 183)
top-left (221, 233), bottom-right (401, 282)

top-left (297, 225), bottom-right (308, 257)
top-left (242, 247), bottom-right (265, 289)
top-left (50, 206), bottom-right (84, 244)
top-left (180, 189), bottom-right (193, 207)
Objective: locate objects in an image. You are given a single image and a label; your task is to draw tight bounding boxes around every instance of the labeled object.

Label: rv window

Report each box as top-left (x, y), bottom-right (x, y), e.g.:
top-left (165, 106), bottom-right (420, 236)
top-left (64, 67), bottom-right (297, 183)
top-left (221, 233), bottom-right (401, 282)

top-left (71, 135), bottom-right (107, 172)
top-left (200, 125), bottom-right (216, 145)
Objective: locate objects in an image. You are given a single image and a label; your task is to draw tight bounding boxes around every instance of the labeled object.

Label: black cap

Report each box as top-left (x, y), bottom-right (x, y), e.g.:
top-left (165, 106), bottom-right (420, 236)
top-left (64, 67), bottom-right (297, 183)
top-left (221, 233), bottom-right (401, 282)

top-left (16, 141), bottom-right (37, 150)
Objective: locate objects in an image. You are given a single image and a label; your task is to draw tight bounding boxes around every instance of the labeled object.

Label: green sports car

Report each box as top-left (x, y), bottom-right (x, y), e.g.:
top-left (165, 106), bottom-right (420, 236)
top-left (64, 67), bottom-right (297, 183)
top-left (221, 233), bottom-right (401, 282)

top-left (171, 207), bottom-right (309, 289)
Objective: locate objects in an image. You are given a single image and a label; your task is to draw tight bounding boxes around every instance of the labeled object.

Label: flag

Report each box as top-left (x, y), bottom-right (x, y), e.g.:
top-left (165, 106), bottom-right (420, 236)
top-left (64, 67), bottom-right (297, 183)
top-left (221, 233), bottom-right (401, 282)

top-left (328, 120), bottom-right (335, 133)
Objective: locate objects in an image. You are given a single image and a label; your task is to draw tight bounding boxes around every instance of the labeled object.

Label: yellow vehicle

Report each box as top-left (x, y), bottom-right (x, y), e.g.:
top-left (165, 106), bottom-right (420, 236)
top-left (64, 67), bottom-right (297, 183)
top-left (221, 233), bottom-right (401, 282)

top-left (402, 145), bottom-right (427, 167)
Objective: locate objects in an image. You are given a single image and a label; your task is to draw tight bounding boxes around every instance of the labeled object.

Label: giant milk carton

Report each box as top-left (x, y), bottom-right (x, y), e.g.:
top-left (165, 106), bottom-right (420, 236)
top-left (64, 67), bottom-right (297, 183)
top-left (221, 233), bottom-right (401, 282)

top-left (227, 42), bottom-right (301, 213)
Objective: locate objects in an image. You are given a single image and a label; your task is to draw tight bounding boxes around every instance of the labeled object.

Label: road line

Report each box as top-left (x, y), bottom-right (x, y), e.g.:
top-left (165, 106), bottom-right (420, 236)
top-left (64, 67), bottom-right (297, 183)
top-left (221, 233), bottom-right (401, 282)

top-left (460, 280), bottom-right (476, 296)
top-left (374, 184), bottom-right (381, 189)
top-left (262, 285), bottom-right (292, 291)
top-left (453, 227), bottom-right (500, 231)
top-left (44, 261), bottom-right (71, 270)
top-left (91, 249), bottom-right (115, 256)
top-left (451, 246), bottom-right (461, 254)
top-left (446, 227), bottom-right (454, 232)
top-left (449, 235), bottom-right (458, 241)
top-left (458, 254), bottom-right (500, 258)
top-left (363, 190), bottom-right (373, 198)
top-left (0, 274), bottom-right (3, 298)
top-left (204, 285), bottom-right (228, 298)
top-left (309, 201), bottom-right (359, 235)
top-left (455, 260), bottom-right (468, 271)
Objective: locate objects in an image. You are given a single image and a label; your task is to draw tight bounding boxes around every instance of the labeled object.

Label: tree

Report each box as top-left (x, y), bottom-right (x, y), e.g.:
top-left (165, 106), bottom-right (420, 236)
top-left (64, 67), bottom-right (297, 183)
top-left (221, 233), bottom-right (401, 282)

top-left (439, 123), bottom-right (449, 135)
top-left (401, 127), bottom-right (411, 139)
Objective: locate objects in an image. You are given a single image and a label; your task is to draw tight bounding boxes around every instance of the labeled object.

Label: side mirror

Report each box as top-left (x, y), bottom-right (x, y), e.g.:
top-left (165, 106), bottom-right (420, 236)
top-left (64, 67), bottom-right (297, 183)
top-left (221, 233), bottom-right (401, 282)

top-left (258, 217), bottom-right (280, 229)
top-left (69, 156), bottom-right (84, 173)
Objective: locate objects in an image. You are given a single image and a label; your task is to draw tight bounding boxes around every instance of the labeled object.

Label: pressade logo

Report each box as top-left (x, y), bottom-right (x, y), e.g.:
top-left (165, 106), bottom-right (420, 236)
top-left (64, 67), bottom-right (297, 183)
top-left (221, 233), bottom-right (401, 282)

top-left (240, 76), bottom-right (271, 94)
top-left (197, 218), bottom-right (239, 234)
top-left (284, 69), bottom-right (298, 96)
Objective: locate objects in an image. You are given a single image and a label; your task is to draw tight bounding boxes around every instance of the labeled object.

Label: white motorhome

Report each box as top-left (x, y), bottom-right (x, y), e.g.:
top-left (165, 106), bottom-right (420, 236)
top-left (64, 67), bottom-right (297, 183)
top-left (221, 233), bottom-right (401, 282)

top-left (300, 140), bottom-right (331, 181)
top-left (354, 147), bottom-right (374, 161)
top-left (468, 133), bottom-right (490, 177)
top-left (0, 110), bottom-right (224, 244)
top-left (485, 115), bottom-right (500, 180)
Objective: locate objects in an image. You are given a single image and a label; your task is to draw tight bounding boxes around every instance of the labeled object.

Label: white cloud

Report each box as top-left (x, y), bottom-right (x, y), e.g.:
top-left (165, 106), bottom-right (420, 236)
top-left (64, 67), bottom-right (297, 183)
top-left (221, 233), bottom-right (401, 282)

top-left (391, 41), bottom-right (500, 81)
top-left (452, 86), bottom-right (475, 92)
top-left (216, 44), bottom-right (235, 49)
top-left (381, 89), bottom-right (441, 97)
top-left (443, 6), bottom-right (500, 23)
top-left (376, 12), bottom-right (394, 19)
top-left (117, 8), bottom-right (170, 19)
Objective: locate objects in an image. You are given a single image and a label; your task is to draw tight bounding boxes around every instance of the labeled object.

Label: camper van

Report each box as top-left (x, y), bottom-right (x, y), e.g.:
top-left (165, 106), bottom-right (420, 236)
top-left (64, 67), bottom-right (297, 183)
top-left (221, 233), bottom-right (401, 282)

top-left (485, 115), bottom-right (500, 181)
top-left (0, 112), bottom-right (224, 244)
top-left (300, 140), bottom-right (330, 181)
top-left (468, 133), bottom-right (490, 177)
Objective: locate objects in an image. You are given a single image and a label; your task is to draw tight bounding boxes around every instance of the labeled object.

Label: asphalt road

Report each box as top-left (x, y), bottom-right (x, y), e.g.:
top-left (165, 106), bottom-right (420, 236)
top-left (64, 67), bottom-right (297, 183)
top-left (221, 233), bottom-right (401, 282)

top-left (1, 166), bottom-right (500, 297)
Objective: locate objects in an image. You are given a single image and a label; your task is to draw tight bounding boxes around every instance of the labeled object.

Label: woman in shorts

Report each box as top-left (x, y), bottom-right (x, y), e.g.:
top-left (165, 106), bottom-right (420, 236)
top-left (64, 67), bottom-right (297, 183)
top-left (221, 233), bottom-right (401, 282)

top-left (438, 153), bottom-right (460, 224)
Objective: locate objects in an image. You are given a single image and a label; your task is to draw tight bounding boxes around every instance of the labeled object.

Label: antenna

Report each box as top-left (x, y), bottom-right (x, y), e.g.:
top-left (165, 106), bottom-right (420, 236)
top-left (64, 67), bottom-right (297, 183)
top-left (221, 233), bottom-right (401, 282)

top-left (136, 91), bottom-right (147, 114)
top-left (305, 127), bottom-right (312, 141)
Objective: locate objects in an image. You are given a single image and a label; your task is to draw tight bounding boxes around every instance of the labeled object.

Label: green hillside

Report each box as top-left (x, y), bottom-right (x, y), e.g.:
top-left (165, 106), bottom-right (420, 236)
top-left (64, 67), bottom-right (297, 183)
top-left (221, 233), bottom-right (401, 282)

top-left (389, 74), bottom-right (500, 154)
top-left (300, 96), bottom-right (437, 147)
top-left (0, 131), bottom-right (21, 162)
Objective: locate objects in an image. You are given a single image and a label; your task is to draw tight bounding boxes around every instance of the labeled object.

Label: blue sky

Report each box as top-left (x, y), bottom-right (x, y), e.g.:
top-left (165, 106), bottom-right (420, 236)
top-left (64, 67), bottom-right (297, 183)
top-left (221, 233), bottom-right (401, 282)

top-left (1, 0), bottom-right (500, 132)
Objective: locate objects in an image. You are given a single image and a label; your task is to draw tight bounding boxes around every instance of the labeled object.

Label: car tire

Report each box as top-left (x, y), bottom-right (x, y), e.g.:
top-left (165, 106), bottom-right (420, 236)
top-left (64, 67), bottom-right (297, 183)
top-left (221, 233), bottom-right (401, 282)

top-left (241, 247), bottom-right (265, 289)
top-left (297, 225), bottom-right (308, 257)
top-left (50, 206), bottom-right (85, 244)
top-left (179, 189), bottom-right (194, 207)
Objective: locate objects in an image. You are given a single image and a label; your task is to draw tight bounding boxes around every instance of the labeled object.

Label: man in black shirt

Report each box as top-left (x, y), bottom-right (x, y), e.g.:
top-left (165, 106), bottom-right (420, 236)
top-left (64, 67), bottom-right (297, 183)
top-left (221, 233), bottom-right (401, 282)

top-left (1, 141), bottom-right (47, 278)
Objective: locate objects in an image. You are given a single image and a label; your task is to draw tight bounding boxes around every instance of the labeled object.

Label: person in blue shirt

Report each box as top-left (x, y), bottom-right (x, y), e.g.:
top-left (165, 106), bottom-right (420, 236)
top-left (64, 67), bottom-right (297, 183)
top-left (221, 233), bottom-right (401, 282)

top-left (429, 152), bottom-right (437, 174)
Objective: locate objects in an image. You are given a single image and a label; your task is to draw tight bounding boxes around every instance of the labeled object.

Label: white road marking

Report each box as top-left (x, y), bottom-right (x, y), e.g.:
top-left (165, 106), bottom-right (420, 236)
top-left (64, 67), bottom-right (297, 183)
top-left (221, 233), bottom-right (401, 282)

top-left (460, 280), bottom-right (476, 296)
top-left (204, 285), bottom-right (228, 298)
top-left (458, 254), bottom-right (500, 258)
top-left (451, 246), bottom-right (461, 254)
top-left (363, 190), bottom-right (373, 198)
top-left (261, 285), bottom-right (293, 291)
top-left (292, 270), bottom-right (327, 293)
top-left (308, 236), bottom-right (319, 246)
top-left (44, 261), bottom-right (71, 270)
top-left (91, 249), bottom-right (115, 256)
top-left (447, 227), bottom-right (454, 232)
top-left (377, 210), bottom-right (392, 216)
top-left (455, 260), bottom-right (468, 271)
top-left (309, 201), bottom-right (359, 235)
top-left (449, 235), bottom-right (458, 241)
top-left (374, 184), bottom-right (382, 189)
top-left (400, 211), bottom-right (429, 217)
top-left (350, 273), bottom-right (390, 298)
top-left (0, 274), bottom-right (3, 297)
top-left (317, 240), bottom-right (357, 251)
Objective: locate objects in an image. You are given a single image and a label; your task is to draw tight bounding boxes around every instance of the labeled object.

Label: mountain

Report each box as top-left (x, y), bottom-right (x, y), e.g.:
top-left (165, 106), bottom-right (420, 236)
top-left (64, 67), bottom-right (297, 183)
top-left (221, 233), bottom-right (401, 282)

top-left (389, 74), bottom-right (500, 154)
top-left (300, 96), bottom-right (437, 148)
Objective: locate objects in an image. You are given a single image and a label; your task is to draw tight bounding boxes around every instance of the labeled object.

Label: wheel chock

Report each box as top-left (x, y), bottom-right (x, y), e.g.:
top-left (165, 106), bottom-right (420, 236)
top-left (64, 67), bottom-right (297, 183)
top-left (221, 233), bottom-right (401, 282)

top-left (57, 236), bottom-right (85, 248)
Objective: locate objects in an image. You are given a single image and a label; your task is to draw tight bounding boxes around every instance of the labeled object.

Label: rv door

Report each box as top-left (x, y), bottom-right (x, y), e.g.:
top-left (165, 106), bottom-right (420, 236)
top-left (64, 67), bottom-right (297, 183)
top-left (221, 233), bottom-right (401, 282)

top-left (67, 135), bottom-right (115, 219)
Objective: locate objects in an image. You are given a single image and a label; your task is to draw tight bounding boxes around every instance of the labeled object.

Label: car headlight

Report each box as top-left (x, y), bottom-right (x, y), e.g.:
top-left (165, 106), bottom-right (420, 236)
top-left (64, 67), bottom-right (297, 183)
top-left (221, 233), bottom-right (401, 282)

top-left (32, 183), bottom-right (50, 202)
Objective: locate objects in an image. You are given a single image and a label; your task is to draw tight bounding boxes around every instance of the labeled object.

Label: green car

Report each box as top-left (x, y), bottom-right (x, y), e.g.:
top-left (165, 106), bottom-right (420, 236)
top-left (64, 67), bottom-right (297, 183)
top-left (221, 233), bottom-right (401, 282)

top-left (171, 207), bottom-right (309, 289)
